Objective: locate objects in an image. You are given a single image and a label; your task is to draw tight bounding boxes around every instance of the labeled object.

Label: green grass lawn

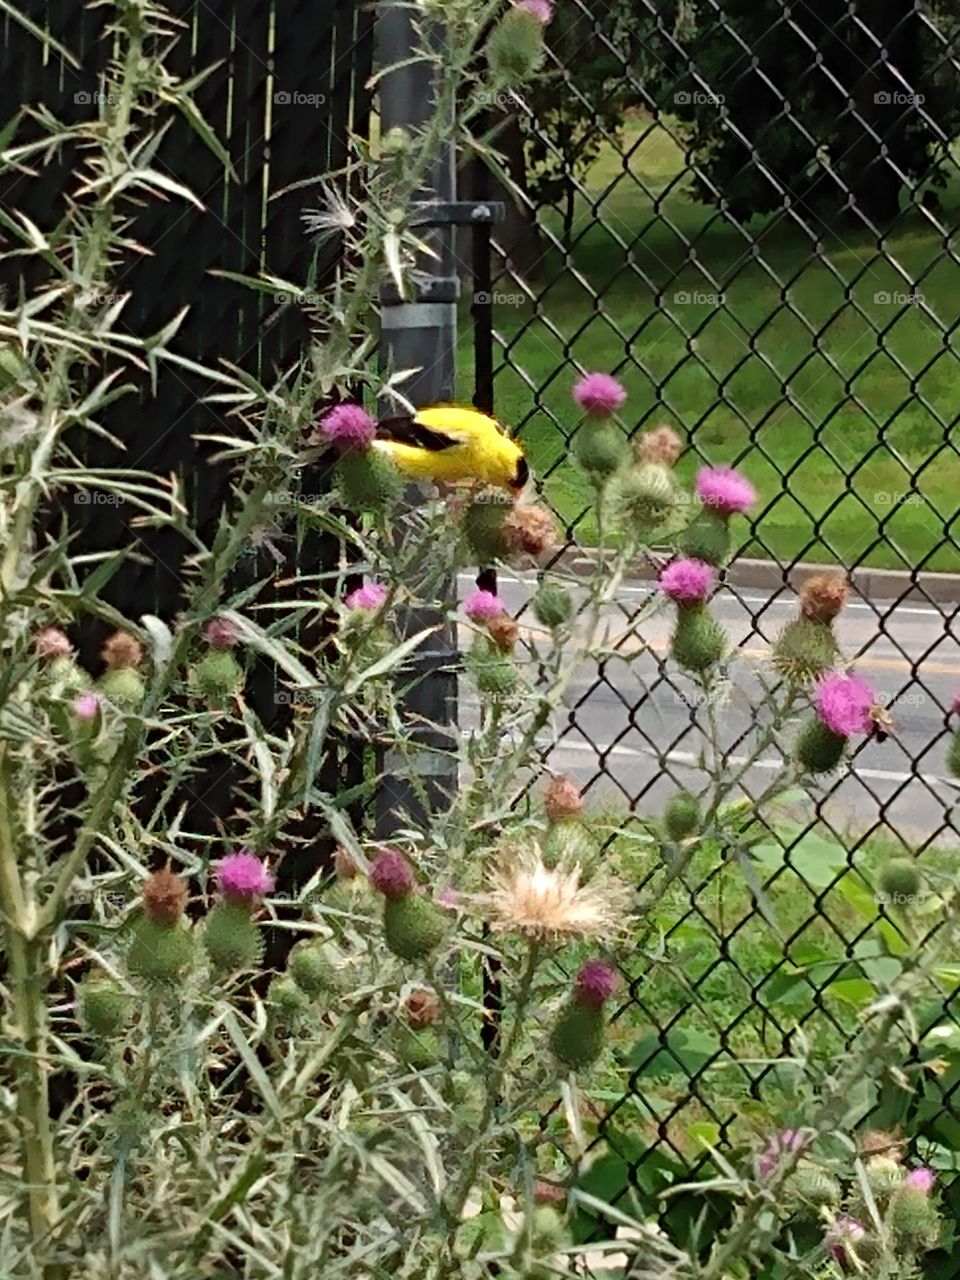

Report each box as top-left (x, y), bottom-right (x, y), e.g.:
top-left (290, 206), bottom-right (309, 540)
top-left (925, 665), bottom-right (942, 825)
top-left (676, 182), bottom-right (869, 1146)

top-left (458, 119), bottom-right (960, 572)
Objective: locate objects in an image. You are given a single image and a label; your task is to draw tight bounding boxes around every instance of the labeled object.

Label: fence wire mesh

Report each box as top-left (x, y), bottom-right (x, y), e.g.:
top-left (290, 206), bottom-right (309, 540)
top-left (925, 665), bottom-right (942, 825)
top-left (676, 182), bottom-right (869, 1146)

top-left (471, 0), bottom-right (960, 1265)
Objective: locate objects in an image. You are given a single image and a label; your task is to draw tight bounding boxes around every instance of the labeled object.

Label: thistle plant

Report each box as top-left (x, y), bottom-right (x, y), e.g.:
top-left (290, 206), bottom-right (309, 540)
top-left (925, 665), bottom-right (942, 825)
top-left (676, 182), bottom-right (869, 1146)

top-left (0, 2), bottom-right (957, 1278)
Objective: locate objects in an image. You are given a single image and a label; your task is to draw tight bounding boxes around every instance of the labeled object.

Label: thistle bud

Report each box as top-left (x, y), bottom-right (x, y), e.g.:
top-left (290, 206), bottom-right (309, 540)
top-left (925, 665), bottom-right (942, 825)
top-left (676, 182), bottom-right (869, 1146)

top-left (786, 1164), bottom-right (841, 1206)
top-left (888, 1184), bottom-right (940, 1251)
top-left (336, 448), bottom-right (403, 511)
top-left (288, 938), bottom-right (343, 998)
top-left (669, 605), bottom-right (727, 673)
top-left (485, 6), bottom-right (547, 85)
top-left (127, 915), bottom-right (194, 985)
top-left (772, 617), bottom-right (839, 684)
top-left (878, 858), bottom-right (921, 904)
top-left (384, 894), bottom-right (446, 963)
top-left (533, 582), bottom-right (573, 629)
top-left (865, 1154), bottom-right (904, 1199)
top-left (573, 422), bottom-right (630, 481)
top-left (268, 974), bottom-right (309, 1019)
top-left (370, 851), bottom-right (445, 962)
top-left (469, 634), bottom-right (519, 697)
top-left (97, 667), bottom-right (145, 710)
top-left (550, 960), bottom-right (618, 1069)
top-left (664, 791), bottom-right (700, 841)
top-left (463, 493), bottom-right (511, 562)
top-left (78, 976), bottom-right (131, 1036)
top-left (679, 508), bottom-right (731, 567)
top-left (394, 1023), bottom-right (440, 1069)
top-left (203, 902), bottom-right (263, 973)
top-left (609, 462), bottom-right (678, 529)
top-left (189, 649), bottom-right (245, 701)
top-left (794, 718), bottom-right (846, 774)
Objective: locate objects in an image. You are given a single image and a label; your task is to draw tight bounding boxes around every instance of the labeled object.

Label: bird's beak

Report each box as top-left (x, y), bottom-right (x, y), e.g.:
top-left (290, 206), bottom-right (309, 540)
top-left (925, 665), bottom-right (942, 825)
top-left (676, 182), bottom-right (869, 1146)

top-left (510, 457), bottom-right (530, 491)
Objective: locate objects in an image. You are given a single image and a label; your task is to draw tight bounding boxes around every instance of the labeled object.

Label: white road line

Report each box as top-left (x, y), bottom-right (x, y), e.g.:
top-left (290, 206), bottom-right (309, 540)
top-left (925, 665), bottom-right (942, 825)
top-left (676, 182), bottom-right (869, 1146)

top-left (479, 573), bottom-right (949, 619)
top-left (545, 738), bottom-right (951, 789)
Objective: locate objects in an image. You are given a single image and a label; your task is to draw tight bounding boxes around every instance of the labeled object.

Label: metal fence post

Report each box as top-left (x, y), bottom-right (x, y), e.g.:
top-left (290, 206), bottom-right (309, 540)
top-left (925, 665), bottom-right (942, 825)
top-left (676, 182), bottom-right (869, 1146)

top-left (375, 0), bottom-right (460, 834)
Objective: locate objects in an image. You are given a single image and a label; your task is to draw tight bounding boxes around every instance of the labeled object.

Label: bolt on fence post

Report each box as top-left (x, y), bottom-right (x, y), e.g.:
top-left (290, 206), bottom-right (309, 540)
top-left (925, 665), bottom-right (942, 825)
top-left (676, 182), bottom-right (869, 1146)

top-left (375, 0), bottom-right (459, 835)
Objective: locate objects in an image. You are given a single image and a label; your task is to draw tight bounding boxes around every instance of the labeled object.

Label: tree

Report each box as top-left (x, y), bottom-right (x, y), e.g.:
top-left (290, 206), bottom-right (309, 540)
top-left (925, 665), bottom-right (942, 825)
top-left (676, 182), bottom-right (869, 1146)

top-left (635, 0), bottom-right (960, 228)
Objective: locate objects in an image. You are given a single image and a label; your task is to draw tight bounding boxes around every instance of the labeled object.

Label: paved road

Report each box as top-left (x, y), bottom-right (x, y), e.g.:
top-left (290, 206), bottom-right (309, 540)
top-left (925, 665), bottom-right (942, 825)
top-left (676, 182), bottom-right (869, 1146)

top-left (456, 570), bottom-right (960, 843)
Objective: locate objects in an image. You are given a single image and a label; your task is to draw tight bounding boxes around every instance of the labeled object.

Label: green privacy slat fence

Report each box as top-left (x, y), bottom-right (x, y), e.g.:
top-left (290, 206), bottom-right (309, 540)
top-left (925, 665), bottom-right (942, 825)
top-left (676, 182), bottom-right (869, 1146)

top-left (0, 0), bottom-right (373, 864)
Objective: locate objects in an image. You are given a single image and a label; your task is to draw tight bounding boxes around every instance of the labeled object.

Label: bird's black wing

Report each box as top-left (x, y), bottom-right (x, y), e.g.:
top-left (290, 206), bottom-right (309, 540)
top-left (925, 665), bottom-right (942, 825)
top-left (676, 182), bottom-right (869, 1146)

top-left (377, 414), bottom-right (459, 452)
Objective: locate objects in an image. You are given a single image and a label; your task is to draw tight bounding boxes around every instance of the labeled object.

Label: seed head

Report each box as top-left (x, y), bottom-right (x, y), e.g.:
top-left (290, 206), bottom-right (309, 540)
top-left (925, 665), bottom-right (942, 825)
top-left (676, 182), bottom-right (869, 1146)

top-left (800, 572), bottom-right (850, 624)
top-left (544, 776), bottom-right (584, 821)
top-left (143, 867), bottom-right (188, 925)
top-left (503, 504), bottom-right (558, 558)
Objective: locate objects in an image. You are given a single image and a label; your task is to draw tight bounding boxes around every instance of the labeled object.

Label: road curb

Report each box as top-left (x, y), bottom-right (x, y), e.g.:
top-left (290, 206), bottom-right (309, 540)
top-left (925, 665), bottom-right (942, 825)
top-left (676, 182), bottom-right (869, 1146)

top-left (554, 551), bottom-right (960, 605)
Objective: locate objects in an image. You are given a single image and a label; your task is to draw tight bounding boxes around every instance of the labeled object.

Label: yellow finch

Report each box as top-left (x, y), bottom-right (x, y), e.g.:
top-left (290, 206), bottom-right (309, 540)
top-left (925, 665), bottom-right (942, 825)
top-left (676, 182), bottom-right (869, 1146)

top-left (372, 405), bottom-right (528, 491)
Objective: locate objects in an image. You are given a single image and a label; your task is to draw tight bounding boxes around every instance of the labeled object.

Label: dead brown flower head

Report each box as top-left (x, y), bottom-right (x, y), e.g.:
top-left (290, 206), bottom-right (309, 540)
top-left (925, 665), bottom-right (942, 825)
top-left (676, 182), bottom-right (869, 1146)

top-left (142, 867), bottom-right (188, 925)
top-left (544, 775), bottom-right (584, 821)
top-left (334, 845), bottom-right (360, 880)
top-left (635, 424), bottom-right (683, 468)
top-left (487, 613), bottom-right (519, 652)
top-left (405, 987), bottom-right (442, 1029)
top-left (503, 503), bottom-right (558, 559)
top-left (101, 630), bottom-right (144, 670)
top-left (800, 572), bottom-right (850, 624)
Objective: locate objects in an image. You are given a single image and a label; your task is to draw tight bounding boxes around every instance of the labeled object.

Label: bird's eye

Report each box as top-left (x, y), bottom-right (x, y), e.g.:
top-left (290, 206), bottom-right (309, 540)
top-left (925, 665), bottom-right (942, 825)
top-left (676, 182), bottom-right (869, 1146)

top-left (512, 457), bottom-right (530, 489)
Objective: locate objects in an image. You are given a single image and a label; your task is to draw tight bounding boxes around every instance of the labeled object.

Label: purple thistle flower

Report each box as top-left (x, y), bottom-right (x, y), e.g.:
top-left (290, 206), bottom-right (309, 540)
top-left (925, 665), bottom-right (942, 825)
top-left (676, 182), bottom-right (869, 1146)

top-left (216, 849), bottom-right (274, 902)
top-left (658, 557), bottom-right (715, 604)
top-left (345, 582), bottom-right (388, 610)
top-left (370, 848), bottom-right (414, 901)
top-left (815, 671), bottom-right (874, 737)
top-left (464, 589), bottom-right (505, 622)
top-left (72, 692), bottom-right (101, 722)
top-left (574, 959), bottom-right (620, 1008)
top-left (319, 403), bottom-right (377, 450)
top-left (755, 1128), bottom-right (807, 1179)
top-left (695, 466), bottom-right (756, 517)
top-left (824, 1216), bottom-right (866, 1263)
top-left (202, 616), bottom-right (239, 648)
top-left (514, 0), bottom-right (554, 21)
top-left (572, 372), bottom-right (627, 418)
top-left (904, 1166), bottom-right (935, 1194)
top-left (951, 692), bottom-right (960, 717)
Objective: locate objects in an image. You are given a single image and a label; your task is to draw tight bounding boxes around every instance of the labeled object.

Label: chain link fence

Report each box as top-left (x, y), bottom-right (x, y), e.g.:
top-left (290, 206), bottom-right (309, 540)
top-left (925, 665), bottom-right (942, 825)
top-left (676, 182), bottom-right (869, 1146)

top-left (469, 0), bottom-right (960, 1266)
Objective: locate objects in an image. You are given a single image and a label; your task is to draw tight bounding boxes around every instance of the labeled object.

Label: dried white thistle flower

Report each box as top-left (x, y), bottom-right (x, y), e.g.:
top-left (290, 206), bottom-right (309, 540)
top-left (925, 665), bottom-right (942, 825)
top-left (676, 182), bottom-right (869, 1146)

top-left (479, 843), bottom-right (630, 940)
top-left (301, 184), bottom-right (356, 236)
